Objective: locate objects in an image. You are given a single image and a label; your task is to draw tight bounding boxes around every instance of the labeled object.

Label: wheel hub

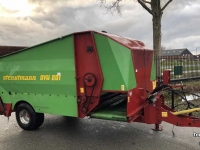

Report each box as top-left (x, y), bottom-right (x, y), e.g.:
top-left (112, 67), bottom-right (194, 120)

top-left (19, 109), bottom-right (30, 124)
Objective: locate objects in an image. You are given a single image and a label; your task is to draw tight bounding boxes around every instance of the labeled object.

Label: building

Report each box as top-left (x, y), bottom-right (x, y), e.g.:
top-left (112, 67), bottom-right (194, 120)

top-left (0, 45), bottom-right (27, 56)
top-left (161, 48), bottom-right (193, 58)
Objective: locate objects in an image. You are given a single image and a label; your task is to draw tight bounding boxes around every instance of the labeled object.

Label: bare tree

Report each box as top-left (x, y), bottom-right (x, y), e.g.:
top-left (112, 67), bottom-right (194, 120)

top-left (99, 0), bottom-right (173, 77)
top-left (161, 45), bottom-right (166, 51)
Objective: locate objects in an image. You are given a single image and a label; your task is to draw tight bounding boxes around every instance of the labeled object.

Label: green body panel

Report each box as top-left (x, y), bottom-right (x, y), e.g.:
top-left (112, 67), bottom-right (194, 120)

top-left (151, 58), bottom-right (156, 80)
top-left (94, 33), bottom-right (136, 91)
top-left (0, 35), bottom-right (78, 117)
top-left (90, 109), bottom-right (127, 122)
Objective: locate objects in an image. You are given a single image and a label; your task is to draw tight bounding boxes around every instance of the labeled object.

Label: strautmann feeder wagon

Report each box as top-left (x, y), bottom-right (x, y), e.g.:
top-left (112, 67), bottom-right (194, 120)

top-left (1, 31), bottom-right (200, 131)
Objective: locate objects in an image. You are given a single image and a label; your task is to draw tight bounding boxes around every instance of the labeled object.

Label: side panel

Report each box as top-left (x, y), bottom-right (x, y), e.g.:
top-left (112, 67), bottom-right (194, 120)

top-left (94, 33), bottom-right (136, 91)
top-left (127, 88), bottom-right (146, 118)
top-left (131, 49), bottom-right (154, 93)
top-left (127, 49), bottom-right (155, 118)
top-left (0, 35), bottom-right (78, 117)
top-left (74, 32), bottom-right (103, 118)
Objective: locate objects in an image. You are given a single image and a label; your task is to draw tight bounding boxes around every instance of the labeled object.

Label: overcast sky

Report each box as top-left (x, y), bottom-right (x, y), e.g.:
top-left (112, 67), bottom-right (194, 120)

top-left (0, 0), bottom-right (200, 54)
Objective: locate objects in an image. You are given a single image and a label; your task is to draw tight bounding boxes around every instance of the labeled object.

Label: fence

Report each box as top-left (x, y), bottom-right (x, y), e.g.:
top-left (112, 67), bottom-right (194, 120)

top-left (154, 56), bottom-right (200, 81)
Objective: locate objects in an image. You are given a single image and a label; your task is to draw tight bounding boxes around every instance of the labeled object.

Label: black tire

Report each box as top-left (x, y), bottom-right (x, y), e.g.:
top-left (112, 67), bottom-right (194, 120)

top-left (15, 103), bottom-right (44, 131)
top-left (35, 113), bottom-right (44, 128)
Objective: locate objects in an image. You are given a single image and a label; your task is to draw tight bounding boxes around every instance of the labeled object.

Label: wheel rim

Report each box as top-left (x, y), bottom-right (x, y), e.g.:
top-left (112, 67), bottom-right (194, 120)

top-left (19, 109), bottom-right (30, 124)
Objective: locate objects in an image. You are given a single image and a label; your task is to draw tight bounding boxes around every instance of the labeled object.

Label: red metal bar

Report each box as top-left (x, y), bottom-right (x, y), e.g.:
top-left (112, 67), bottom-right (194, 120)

top-left (144, 94), bottom-right (200, 128)
top-left (163, 70), bottom-right (170, 85)
top-left (3, 103), bottom-right (12, 117)
top-left (127, 101), bottom-right (149, 123)
top-left (0, 98), bottom-right (5, 115)
top-left (161, 107), bottom-right (200, 127)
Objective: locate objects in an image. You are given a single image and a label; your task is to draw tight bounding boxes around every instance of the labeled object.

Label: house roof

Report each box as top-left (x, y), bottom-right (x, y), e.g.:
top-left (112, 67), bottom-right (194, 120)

top-left (161, 48), bottom-right (192, 56)
top-left (0, 45), bottom-right (27, 56)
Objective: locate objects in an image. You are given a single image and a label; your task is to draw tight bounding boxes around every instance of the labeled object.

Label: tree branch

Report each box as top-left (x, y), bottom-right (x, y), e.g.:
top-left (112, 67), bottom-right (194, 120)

top-left (98, 0), bottom-right (122, 14)
top-left (109, 0), bottom-right (121, 9)
top-left (141, 0), bottom-right (151, 5)
top-left (137, 0), bottom-right (153, 15)
top-left (161, 0), bottom-right (173, 12)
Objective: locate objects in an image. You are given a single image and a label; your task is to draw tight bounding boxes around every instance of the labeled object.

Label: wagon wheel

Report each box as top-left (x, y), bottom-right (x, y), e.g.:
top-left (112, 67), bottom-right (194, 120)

top-left (16, 103), bottom-right (44, 130)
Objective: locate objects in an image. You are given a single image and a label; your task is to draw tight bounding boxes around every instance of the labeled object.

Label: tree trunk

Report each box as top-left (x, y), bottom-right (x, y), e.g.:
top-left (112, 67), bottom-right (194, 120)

top-left (153, 15), bottom-right (161, 57)
top-left (151, 0), bottom-right (162, 78)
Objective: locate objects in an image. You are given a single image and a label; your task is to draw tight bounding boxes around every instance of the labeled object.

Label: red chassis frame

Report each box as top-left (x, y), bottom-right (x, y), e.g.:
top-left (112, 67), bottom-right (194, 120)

top-left (127, 92), bottom-right (200, 129)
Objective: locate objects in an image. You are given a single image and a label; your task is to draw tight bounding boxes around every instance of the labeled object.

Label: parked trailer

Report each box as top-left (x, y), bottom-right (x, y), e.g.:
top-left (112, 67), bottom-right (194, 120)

top-left (0, 31), bottom-right (200, 131)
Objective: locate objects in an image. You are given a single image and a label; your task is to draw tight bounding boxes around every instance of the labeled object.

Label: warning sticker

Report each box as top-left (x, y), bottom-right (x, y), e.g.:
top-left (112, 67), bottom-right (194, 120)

top-left (128, 97), bottom-right (130, 103)
top-left (162, 112), bottom-right (168, 117)
top-left (121, 85), bottom-right (125, 91)
top-left (80, 88), bottom-right (84, 93)
top-left (152, 80), bottom-right (156, 89)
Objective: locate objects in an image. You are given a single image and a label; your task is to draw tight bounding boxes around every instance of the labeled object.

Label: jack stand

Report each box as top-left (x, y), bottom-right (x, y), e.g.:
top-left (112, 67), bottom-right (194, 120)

top-left (152, 123), bottom-right (163, 131)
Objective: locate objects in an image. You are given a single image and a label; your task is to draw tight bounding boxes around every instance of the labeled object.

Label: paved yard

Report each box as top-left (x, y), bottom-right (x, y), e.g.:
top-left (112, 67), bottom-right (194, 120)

top-left (0, 114), bottom-right (200, 150)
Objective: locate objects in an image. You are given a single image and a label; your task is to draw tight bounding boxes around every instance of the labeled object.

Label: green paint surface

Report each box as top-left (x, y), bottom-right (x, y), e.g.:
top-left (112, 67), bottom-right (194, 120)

top-left (90, 108), bottom-right (127, 122)
top-left (151, 58), bottom-right (156, 80)
top-left (0, 35), bottom-right (78, 117)
top-left (94, 33), bottom-right (136, 91)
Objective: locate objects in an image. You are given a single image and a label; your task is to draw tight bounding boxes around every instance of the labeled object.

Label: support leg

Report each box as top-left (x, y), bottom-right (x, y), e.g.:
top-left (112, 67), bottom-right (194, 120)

top-left (152, 123), bottom-right (163, 131)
